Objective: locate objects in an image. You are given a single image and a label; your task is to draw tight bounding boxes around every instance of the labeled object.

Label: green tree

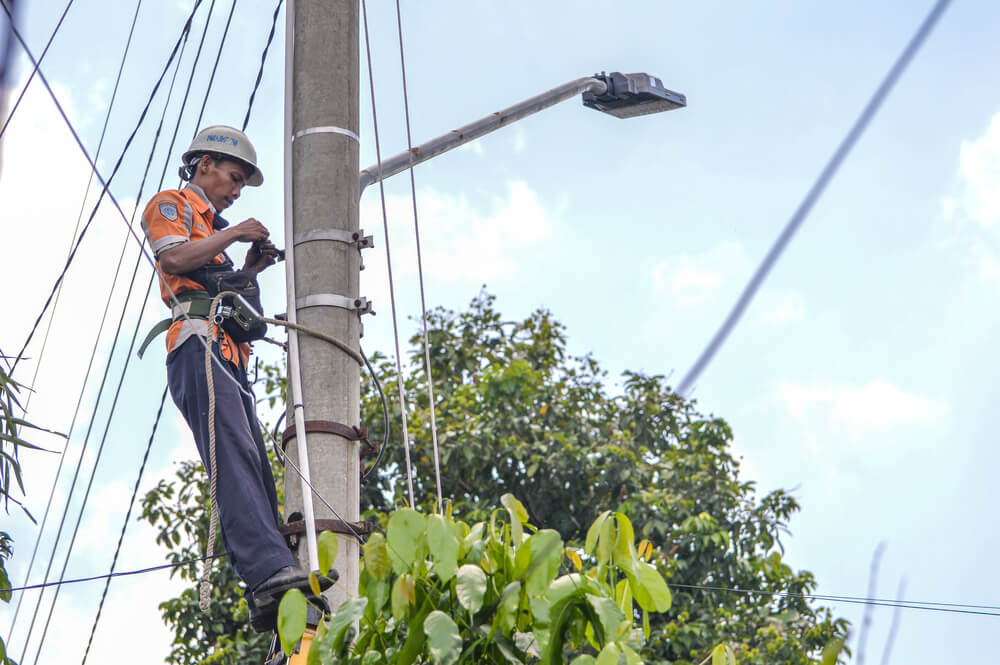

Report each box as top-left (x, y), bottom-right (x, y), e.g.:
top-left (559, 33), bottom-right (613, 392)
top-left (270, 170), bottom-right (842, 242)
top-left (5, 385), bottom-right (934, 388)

top-left (143, 291), bottom-right (848, 664)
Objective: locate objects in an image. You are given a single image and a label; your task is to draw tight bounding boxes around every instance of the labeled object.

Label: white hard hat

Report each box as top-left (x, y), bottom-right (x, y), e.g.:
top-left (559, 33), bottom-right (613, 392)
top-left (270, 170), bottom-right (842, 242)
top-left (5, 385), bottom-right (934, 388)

top-left (182, 125), bottom-right (263, 186)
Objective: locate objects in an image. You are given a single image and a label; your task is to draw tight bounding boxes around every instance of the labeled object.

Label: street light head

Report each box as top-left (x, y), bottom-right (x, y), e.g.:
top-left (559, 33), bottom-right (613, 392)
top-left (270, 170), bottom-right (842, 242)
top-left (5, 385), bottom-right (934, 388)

top-left (583, 72), bottom-right (686, 119)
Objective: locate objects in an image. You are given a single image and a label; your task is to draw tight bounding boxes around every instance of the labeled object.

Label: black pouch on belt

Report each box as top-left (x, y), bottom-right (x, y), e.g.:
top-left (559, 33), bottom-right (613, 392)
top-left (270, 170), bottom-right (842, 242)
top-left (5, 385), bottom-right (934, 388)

top-left (185, 254), bottom-right (268, 344)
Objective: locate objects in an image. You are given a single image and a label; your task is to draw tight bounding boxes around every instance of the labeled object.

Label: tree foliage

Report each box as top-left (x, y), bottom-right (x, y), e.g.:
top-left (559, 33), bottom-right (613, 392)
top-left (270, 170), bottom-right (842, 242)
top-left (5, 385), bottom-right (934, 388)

top-left (143, 291), bottom-right (848, 664)
top-left (279, 499), bottom-right (675, 664)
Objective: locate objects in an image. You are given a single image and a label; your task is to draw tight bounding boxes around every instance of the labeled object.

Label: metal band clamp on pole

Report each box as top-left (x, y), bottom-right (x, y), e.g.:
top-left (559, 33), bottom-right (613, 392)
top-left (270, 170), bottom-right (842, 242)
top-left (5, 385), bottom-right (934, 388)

top-left (293, 125), bottom-right (360, 143)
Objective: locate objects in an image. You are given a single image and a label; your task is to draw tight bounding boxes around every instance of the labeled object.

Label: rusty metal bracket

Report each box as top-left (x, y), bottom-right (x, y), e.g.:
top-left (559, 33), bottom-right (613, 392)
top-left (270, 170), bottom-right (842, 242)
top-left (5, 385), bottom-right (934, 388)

top-left (282, 420), bottom-right (369, 451)
top-left (281, 518), bottom-right (375, 550)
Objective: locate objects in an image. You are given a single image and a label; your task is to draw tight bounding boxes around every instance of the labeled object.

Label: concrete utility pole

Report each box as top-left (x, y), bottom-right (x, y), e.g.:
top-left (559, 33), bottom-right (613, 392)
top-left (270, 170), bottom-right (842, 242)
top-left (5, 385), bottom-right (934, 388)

top-left (284, 0), bottom-right (361, 609)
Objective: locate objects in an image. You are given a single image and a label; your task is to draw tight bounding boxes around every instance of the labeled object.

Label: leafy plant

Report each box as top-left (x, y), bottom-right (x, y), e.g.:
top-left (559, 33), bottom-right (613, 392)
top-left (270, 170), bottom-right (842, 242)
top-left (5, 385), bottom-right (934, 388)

top-left (1, 351), bottom-right (65, 665)
top-left (278, 496), bottom-right (680, 664)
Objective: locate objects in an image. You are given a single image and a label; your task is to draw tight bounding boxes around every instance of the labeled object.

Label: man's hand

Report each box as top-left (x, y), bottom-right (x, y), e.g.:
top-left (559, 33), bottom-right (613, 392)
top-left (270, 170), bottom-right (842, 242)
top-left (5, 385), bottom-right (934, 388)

top-left (232, 218), bottom-right (270, 243)
top-left (243, 239), bottom-right (281, 273)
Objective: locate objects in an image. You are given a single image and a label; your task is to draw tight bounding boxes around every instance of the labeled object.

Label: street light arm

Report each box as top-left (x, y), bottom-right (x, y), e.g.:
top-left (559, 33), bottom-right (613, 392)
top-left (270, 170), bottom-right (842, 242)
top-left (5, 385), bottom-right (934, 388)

top-left (358, 76), bottom-right (607, 194)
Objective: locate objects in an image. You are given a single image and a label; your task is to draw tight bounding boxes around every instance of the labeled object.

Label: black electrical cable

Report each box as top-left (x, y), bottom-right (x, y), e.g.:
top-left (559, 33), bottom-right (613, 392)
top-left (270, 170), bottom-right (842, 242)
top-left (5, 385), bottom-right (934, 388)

top-left (0, 0), bottom-right (74, 140)
top-left (9, 21), bottom-right (195, 658)
top-left (79, 386), bottom-right (168, 665)
top-left (191, 0), bottom-right (237, 133)
top-left (3, 0), bottom-right (206, 376)
top-left (3, 0), bottom-right (147, 643)
top-left (241, 0), bottom-right (282, 131)
top-left (5, 553), bottom-right (229, 594)
top-left (675, 0), bottom-right (953, 396)
top-left (362, 348), bottom-right (390, 481)
top-left (29, 2), bottom-right (222, 659)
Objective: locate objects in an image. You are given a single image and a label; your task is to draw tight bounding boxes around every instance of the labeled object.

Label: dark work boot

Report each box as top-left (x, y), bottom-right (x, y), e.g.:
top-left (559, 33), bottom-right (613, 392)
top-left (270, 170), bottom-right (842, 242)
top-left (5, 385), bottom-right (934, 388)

top-left (249, 566), bottom-right (339, 633)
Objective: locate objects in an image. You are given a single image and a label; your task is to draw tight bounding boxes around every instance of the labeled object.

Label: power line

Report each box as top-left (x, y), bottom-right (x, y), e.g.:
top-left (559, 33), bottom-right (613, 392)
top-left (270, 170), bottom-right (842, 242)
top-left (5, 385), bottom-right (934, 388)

top-left (675, 0), bottom-right (953, 397)
top-left (360, 0), bottom-right (417, 509)
top-left (393, 0), bottom-right (443, 514)
top-left (2, 0), bottom-right (205, 375)
top-left (0, 0), bottom-right (75, 140)
top-left (668, 582), bottom-right (1000, 618)
top-left (5, 553), bottom-right (229, 594)
top-left (80, 386), bottom-right (168, 665)
top-left (191, 0), bottom-right (237, 133)
top-left (4, 0), bottom-right (147, 643)
top-left (29, 2), bottom-right (223, 658)
top-left (241, 0), bottom-right (282, 132)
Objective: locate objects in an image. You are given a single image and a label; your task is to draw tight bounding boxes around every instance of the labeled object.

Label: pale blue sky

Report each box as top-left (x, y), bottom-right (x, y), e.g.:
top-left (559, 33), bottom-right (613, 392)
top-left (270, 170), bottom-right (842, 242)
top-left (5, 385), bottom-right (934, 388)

top-left (3, 1), bottom-right (1000, 663)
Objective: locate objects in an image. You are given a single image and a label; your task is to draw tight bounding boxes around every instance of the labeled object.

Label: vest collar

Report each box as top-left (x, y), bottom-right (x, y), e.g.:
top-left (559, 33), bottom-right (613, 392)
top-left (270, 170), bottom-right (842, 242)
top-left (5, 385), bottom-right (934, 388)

top-left (182, 183), bottom-right (229, 229)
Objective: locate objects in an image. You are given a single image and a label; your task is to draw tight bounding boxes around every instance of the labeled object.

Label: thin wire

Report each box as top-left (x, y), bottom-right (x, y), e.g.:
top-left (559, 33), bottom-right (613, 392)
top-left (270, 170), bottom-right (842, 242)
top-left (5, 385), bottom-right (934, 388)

top-left (9, 21), bottom-right (198, 661)
top-left (192, 0), bottom-right (237, 133)
top-left (241, 0), bottom-right (282, 131)
top-left (30, 2), bottom-right (222, 655)
top-left (360, 0), bottom-right (415, 508)
top-left (80, 386), bottom-right (168, 665)
top-left (361, 347), bottom-right (390, 481)
top-left (5, 553), bottom-right (229, 594)
top-left (0, 0), bottom-right (255, 403)
top-left (3, 0), bottom-right (205, 376)
top-left (668, 582), bottom-right (1000, 618)
top-left (0, 0), bottom-right (74, 140)
top-left (392, 0), bottom-right (441, 514)
top-left (675, 0), bottom-right (953, 397)
top-left (4, 0), bottom-right (145, 641)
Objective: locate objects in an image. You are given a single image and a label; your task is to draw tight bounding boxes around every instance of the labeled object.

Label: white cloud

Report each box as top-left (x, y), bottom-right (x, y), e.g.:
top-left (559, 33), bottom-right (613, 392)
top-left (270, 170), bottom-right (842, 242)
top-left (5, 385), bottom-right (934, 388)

top-left (650, 242), bottom-right (745, 306)
top-left (360, 179), bottom-right (556, 301)
top-left (758, 291), bottom-right (806, 325)
top-left (457, 139), bottom-right (485, 156)
top-left (941, 111), bottom-right (1000, 279)
top-left (778, 378), bottom-right (948, 440)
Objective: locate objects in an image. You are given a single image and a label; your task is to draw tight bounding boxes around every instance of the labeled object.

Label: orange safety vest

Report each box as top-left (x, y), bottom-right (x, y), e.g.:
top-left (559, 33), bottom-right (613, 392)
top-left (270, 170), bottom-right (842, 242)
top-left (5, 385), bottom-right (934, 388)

top-left (141, 183), bottom-right (250, 366)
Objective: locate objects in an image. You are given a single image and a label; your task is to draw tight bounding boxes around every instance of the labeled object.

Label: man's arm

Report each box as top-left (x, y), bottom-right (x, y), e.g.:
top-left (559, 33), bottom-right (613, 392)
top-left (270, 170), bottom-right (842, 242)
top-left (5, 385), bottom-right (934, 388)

top-left (159, 219), bottom-right (270, 275)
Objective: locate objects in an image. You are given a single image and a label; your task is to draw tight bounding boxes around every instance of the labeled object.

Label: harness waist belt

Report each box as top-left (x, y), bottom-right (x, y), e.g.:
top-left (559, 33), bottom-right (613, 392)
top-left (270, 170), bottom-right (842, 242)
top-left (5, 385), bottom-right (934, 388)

top-left (137, 291), bottom-right (213, 359)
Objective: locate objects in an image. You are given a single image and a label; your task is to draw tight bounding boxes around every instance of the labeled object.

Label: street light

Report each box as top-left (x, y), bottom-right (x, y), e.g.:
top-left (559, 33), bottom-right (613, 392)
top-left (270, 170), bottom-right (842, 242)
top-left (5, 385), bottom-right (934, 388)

top-left (359, 71), bottom-right (685, 193)
top-left (582, 71), bottom-right (686, 119)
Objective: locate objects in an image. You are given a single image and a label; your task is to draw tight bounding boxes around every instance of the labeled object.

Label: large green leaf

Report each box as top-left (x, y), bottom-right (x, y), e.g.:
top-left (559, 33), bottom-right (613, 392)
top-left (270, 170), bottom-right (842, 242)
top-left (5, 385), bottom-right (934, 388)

top-left (585, 511), bottom-right (612, 555)
top-left (387, 508), bottom-right (426, 574)
top-left (596, 642), bottom-right (620, 665)
top-left (277, 589), bottom-right (307, 655)
top-left (525, 530), bottom-right (562, 596)
top-left (613, 513), bottom-right (635, 563)
top-left (427, 514), bottom-right (460, 582)
top-left (325, 597), bottom-right (368, 656)
top-left (318, 531), bottom-right (339, 577)
top-left (496, 581), bottom-right (523, 635)
top-left (501, 494), bottom-right (529, 546)
top-left (363, 532), bottom-right (390, 580)
top-left (586, 594), bottom-right (627, 643)
top-left (629, 560), bottom-right (671, 612)
top-left (456, 564), bottom-right (488, 613)
top-left (711, 644), bottom-right (736, 665)
top-left (424, 610), bottom-right (462, 665)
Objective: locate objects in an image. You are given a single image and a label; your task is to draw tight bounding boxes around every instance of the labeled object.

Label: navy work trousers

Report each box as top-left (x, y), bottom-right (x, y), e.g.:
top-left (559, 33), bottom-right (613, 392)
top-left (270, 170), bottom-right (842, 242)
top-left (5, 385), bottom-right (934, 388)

top-left (166, 336), bottom-right (294, 592)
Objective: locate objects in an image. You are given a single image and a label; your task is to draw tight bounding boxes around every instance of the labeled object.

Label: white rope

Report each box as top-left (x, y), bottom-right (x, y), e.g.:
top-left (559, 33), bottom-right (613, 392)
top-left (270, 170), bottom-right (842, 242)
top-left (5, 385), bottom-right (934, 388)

top-left (393, 0), bottom-right (443, 514)
top-left (198, 291), bottom-right (229, 612)
top-left (360, 0), bottom-right (415, 508)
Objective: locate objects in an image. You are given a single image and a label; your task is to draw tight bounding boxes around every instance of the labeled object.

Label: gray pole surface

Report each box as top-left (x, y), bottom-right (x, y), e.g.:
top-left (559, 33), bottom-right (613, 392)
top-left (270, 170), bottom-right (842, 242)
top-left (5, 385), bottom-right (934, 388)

top-left (284, 0), bottom-right (361, 607)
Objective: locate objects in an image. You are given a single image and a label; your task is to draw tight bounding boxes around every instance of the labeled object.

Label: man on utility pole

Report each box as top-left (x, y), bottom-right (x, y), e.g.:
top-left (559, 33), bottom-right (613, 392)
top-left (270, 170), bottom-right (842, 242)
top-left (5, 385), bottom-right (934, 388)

top-left (282, 0), bottom-right (362, 609)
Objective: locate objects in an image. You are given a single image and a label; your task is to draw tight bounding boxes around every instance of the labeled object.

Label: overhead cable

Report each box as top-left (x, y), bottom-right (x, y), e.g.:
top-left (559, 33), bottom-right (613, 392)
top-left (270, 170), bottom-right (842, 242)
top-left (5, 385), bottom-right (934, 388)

top-left (675, 0), bottom-right (953, 397)
top-left (30, 2), bottom-right (224, 658)
top-left (241, 0), bottom-right (282, 131)
top-left (4, 0), bottom-right (146, 643)
top-left (393, 0), bottom-right (443, 513)
top-left (5, 553), bottom-right (229, 594)
top-left (191, 0), bottom-right (237, 133)
top-left (360, 0), bottom-right (417, 509)
top-left (3, 0), bottom-right (206, 376)
top-left (8, 15), bottom-right (197, 660)
top-left (0, 0), bottom-right (74, 140)
top-left (79, 387), bottom-right (168, 665)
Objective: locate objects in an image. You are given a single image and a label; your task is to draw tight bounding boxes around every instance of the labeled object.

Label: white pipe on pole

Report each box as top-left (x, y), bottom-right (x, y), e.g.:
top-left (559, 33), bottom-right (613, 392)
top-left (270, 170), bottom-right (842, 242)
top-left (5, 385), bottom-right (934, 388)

top-left (282, 0), bottom-right (320, 574)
